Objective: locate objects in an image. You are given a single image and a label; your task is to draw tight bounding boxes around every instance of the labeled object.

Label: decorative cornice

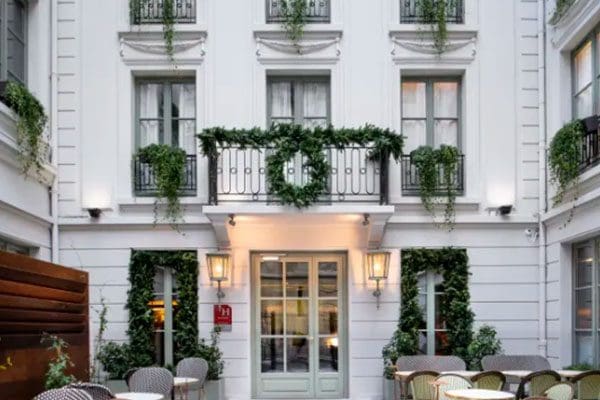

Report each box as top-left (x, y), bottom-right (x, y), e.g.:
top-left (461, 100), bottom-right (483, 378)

top-left (551, 0), bottom-right (600, 50)
top-left (253, 30), bottom-right (343, 63)
top-left (117, 30), bottom-right (207, 65)
top-left (255, 37), bottom-right (340, 56)
top-left (391, 37), bottom-right (476, 55)
top-left (120, 38), bottom-right (205, 57)
top-left (389, 30), bottom-right (478, 64)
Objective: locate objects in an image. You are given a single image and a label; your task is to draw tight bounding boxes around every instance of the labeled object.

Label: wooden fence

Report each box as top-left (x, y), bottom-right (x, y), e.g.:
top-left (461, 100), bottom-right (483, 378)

top-left (0, 250), bottom-right (89, 399)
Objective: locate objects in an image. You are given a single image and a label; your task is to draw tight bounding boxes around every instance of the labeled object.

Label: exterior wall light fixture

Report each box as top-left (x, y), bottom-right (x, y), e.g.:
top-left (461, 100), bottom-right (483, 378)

top-left (207, 252), bottom-right (231, 302)
top-left (365, 250), bottom-right (390, 309)
top-left (87, 208), bottom-right (102, 219)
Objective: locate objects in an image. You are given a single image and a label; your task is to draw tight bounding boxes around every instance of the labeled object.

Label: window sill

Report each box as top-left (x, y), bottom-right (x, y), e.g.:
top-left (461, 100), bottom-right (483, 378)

top-left (389, 23), bottom-right (478, 35)
top-left (123, 22), bottom-right (208, 34)
top-left (253, 23), bottom-right (343, 35)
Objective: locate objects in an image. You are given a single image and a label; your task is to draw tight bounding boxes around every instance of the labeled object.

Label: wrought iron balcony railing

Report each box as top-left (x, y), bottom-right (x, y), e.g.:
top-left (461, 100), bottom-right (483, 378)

top-left (580, 118), bottom-right (600, 173)
top-left (133, 154), bottom-right (197, 196)
top-left (208, 145), bottom-right (388, 204)
top-left (131, 0), bottom-right (196, 24)
top-left (401, 154), bottom-right (465, 196)
top-left (266, 0), bottom-right (331, 23)
top-left (400, 0), bottom-right (464, 24)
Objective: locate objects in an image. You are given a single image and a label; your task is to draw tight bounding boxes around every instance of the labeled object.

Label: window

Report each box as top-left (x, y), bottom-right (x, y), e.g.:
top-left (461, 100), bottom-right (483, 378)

top-left (401, 78), bottom-right (461, 153)
top-left (572, 28), bottom-right (600, 119)
top-left (267, 76), bottom-right (330, 128)
top-left (0, 0), bottom-right (27, 83)
top-left (417, 271), bottom-right (448, 355)
top-left (573, 239), bottom-right (600, 366)
top-left (150, 267), bottom-right (179, 366)
top-left (0, 237), bottom-right (30, 255)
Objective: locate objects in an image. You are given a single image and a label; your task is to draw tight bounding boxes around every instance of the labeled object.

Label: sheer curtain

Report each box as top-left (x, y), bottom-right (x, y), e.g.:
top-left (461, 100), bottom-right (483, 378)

top-left (303, 82), bottom-right (328, 128)
top-left (173, 83), bottom-right (196, 154)
top-left (433, 82), bottom-right (458, 148)
top-left (401, 81), bottom-right (427, 153)
top-left (139, 83), bottom-right (162, 147)
top-left (270, 82), bottom-right (293, 125)
top-left (574, 41), bottom-right (593, 119)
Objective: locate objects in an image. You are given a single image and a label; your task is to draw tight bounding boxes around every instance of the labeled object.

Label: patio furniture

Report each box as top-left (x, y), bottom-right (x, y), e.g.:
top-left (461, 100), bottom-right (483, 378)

top-left (176, 357), bottom-right (209, 387)
top-left (517, 371), bottom-right (561, 399)
top-left (34, 388), bottom-right (93, 400)
top-left (445, 389), bottom-right (515, 400)
top-left (173, 377), bottom-right (198, 400)
top-left (114, 393), bottom-right (164, 400)
top-left (397, 356), bottom-right (467, 372)
top-left (569, 370), bottom-right (600, 400)
top-left (522, 398), bottom-right (550, 400)
top-left (407, 370), bottom-right (439, 400)
top-left (435, 373), bottom-right (473, 400)
top-left (128, 367), bottom-right (174, 398)
top-left (482, 356), bottom-right (551, 372)
top-left (471, 371), bottom-right (507, 391)
top-left (556, 370), bottom-right (590, 380)
top-left (67, 383), bottom-right (116, 400)
top-left (124, 368), bottom-right (139, 386)
top-left (544, 383), bottom-right (575, 400)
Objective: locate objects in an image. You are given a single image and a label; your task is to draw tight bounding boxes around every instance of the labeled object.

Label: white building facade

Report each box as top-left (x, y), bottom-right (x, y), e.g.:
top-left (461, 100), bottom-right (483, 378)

top-left (4, 0), bottom-right (600, 399)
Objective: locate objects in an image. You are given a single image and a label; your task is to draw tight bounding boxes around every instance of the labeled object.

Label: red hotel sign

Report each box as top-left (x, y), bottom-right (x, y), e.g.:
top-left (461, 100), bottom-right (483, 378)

top-left (213, 304), bottom-right (232, 332)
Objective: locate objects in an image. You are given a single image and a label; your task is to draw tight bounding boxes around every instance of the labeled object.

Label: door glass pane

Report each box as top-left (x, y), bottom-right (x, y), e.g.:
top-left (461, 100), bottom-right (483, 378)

top-left (261, 338), bottom-right (284, 372)
top-left (319, 300), bottom-right (338, 335)
top-left (403, 120), bottom-right (427, 153)
top-left (319, 337), bottom-right (339, 372)
top-left (318, 262), bottom-right (337, 297)
top-left (261, 261), bottom-right (283, 297)
top-left (434, 82), bottom-right (458, 118)
top-left (575, 87), bottom-right (593, 119)
top-left (576, 246), bottom-right (593, 287)
top-left (575, 332), bottom-right (593, 365)
top-left (418, 331), bottom-right (427, 354)
top-left (286, 262), bottom-right (309, 297)
top-left (575, 288), bottom-right (592, 329)
top-left (402, 82), bottom-right (426, 118)
top-left (434, 120), bottom-right (458, 148)
top-left (287, 338), bottom-right (309, 372)
top-left (286, 300), bottom-right (309, 335)
top-left (303, 82), bottom-right (328, 118)
top-left (139, 83), bottom-right (164, 147)
top-left (435, 331), bottom-right (450, 355)
top-left (270, 81), bottom-right (293, 119)
top-left (261, 300), bottom-right (284, 335)
top-left (171, 83), bottom-right (196, 153)
top-left (574, 42), bottom-right (593, 92)
top-left (417, 273), bottom-right (427, 331)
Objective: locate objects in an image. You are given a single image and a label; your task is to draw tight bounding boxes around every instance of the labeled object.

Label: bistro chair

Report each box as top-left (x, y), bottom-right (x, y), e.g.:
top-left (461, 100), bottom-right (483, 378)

top-left (123, 368), bottom-right (138, 387)
top-left (523, 397), bottom-right (550, 400)
top-left (66, 383), bottom-right (115, 400)
top-left (406, 370), bottom-right (439, 400)
top-left (128, 367), bottom-right (174, 397)
top-left (397, 355), bottom-right (466, 372)
top-left (434, 373), bottom-right (472, 400)
top-left (517, 370), bottom-right (561, 399)
top-left (471, 371), bottom-right (507, 391)
top-left (569, 370), bottom-right (600, 400)
top-left (481, 355), bottom-right (551, 372)
top-left (176, 357), bottom-right (209, 387)
top-left (544, 383), bottom-right (575, 400)
top-left (34, 388), bottom-right (93, 400)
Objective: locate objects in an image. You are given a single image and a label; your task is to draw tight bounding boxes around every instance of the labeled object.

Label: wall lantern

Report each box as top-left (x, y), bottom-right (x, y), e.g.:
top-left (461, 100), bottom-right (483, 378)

top-left (365, 250), bottom-right (390, 309)
top-left (206, 252), bottom-right (231, 301)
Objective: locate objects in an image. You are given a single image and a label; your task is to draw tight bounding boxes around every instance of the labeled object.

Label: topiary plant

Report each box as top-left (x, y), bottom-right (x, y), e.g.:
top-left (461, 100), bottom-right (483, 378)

top-left (466, 325), bottom-right (502, 371)
top-left (97, 341), bottom-right (133, 380)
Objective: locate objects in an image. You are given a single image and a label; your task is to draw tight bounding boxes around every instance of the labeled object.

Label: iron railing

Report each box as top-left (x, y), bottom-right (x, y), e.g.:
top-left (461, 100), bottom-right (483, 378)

top-left (131, 0), bottom-right (196, 24)
top-left (580, 120), bottom-right (600, 173)
top-left (133, 154), bottom-right (197, 196)
top-left (401, 154), bottom-right (465, 195)
top-left (400, 0), bottom-right (464, 24)
top-left (208, 145), bottom-right (388, 204)
top-left (266, 0), bottom-right (330, 23)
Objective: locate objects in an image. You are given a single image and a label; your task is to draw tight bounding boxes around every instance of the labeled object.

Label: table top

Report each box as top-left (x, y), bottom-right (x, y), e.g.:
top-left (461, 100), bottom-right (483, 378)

top-left (500, 370), bottom-right (532, 378)
top-left (395, 370), bottom-right (479, 379)
top-left (115, 393), bottom-right (164, 400)
top-left (445, 389), bottom-right (515, 400)
top-left (174, 377), bottom-right (200, 386)
top-left (556, 370), bottom-right (588, 378)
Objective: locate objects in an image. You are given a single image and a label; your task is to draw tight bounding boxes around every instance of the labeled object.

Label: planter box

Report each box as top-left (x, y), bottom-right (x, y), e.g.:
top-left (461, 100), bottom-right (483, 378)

top-left (383, 378), bottom-right (396, 400)
top-left (204, 379), bottom-right (224, 400)
top-left (105, 379), bottom-right (128, 393)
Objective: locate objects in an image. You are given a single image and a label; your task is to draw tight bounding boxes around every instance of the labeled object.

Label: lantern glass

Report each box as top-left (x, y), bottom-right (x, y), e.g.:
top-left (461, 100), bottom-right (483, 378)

top-left (366, 251), bottom-right (390, 280)
top-left (207, 253), bottom-right (230, 282)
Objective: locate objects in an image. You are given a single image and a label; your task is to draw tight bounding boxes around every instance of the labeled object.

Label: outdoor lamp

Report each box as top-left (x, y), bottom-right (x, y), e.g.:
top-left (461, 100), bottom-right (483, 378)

top-left (366, 251), bottom-right (390, 309)
top-left (206, 252), bottom-right (231, 301)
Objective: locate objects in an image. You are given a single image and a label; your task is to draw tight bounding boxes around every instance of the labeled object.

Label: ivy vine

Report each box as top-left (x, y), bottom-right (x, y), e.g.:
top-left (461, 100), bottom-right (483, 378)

top-left (136, 144), bottom-right (187, 224)
top-left (549, 0), bottom-right (576, 25)
top-left (280, 0), bottom-right (308, 43)
top-left (129, 0), bottom-right (176, 62)
top-left (199, 124), bottom-right (404, 208)
top-left (411, 145), bottom-right (460, 229)
top-left (3, 81), bottom-right (49, 176)
top-left (417, 0), bottom-right (452, 54)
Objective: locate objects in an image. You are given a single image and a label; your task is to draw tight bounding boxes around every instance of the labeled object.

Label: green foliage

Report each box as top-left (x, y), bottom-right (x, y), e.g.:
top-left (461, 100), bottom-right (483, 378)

top-left (4, 81), bottom-right (49, 176)
top-left (199, 124), bottom-right (404, 208)
top-left (194, 327), bottom-right (224, 380)
top-left (173, 252), bottom-right (200, 362)
top-left (382, 331), bottom-right (418, 379)
top-left (42, 334), bottom-right (76, 390)
top-left (411, 145), bottom-right (460, 229)
top-left (564, 363), bottom-right (594, 371)
top-left (97, 342), bottom-right (133, 380)
top-left (549, 0), bottom-right (576, 25)
top-left (280, 0), bottom-right (308, 43)
top-left (91, 296), bottom-right (109, 382)
top-left (548, 120), bottom-right (584, 206)
top-left (417, 0), bottom-right (452, 54)
top-left (136, 144), bottom-right (187, 224)
top-left (466, 325), bottom-right (502, 371)
top-left (162, 0), bottom-right (175, 61)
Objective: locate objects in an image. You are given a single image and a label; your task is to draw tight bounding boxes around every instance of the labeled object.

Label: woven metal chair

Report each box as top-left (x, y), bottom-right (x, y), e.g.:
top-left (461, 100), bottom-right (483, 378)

top-left (434, 373), bottom-right (472, 400)
top-left (397, 356), bottom-right (466, 372)
top-left (544, 383), bottom-right (575, 400)
top-left (123, 368), bottom-right (138, 386)
top-left (471, 371), bottom-right (506, 391)
top-left (517, 370), bottom-right (561, 399)
top-left (66, 383), bottom-right (115, 400)
top-left (569, 370), bottom-right (600, 400)
top-left (406, 370), bottom-right (439, 400)
top-left (481, 355), bottom-right (551, 372)
top-left (34, 388), bottom-right (93, 400)
top-left (176, 357), bottom-right (209, 387)
top-left (128, 367), bottom-right (174, 397)
top-left (523, 397), bottom-right (550, 400)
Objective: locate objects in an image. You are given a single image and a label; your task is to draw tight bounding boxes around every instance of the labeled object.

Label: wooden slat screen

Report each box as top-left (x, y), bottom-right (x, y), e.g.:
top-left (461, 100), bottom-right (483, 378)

top-left (0, 250), bottom-right (89, 400)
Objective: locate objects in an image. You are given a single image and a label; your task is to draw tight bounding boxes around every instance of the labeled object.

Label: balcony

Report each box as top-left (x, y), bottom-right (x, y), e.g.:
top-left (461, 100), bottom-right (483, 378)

top-left (580, 118), bottom-right (600, 173)
top-left (130, 0), bottom-right (196, 24)
top-left (401, 154), bottom-right (465, 196)
top-left (208, 145), bottom-right (388, 205)
top-left (266, 0), bottom-right (331, 24)
top-left (400, 0), bottom-right (464, 24)
top-left (133, 154), bottom-right (197, 196)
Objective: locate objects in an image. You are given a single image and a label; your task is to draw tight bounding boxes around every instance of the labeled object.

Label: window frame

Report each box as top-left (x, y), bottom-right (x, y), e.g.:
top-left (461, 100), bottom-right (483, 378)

top-left (401, 77), bottom-right (462, 151)
top-left (417, 270), bottom-right (448, 355)
top-left (572, 25), bottom-right (600, 119)
top-left (0, 0), bottom-right (28, 84)
top-left (0, 237), bottom-right (30, 255)
top-left (151, 266), bottom-right (177, 366)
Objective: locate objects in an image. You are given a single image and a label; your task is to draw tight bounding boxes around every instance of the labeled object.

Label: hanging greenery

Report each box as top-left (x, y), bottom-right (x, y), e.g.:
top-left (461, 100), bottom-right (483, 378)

top-left (129, 0), bottom-right (176, 61)
top-left (549, 0), bottom-right (576, 25)
top-left (411, 145), bottom-right (460, 229)
top-left (3, 81), bottom-right (49, 176)
top-left (199, 124), bottom-right (404, 208)
top-left (382, 247), bottom-right (474, 375)
top-left (280, 0), bottom-right (308, 43)
top-left (136, 144), bottom-right (187, 224)
top-left (417, 0), bottom-right (452, 54)
top-left (548, 120), bottom-right (583, 206)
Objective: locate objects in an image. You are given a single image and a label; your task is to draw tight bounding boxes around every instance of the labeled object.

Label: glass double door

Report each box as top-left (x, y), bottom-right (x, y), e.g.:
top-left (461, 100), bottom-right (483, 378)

top-left (253, 254), bottom-right (345, 399)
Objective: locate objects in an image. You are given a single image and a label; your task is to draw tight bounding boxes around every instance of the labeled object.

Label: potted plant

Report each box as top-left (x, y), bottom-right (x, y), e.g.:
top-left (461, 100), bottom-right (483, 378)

top-left (466, 325), bottom-right (502, 370)
top-left (381, 331), bottom-right (418, 400)
top-left (96, 342), bottom-right (132, 392)
top-left (195, 328), bottom-right (225, 400)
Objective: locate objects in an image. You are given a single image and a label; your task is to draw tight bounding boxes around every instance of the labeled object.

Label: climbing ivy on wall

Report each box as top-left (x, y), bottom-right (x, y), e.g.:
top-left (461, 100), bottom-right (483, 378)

top-left (549, 0), bottom-right (576, 25)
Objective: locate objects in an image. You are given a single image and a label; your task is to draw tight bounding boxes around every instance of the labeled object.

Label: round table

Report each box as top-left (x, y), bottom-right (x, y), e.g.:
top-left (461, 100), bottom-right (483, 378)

top-left (115, 393), bottom-right (163, 400)
top-left (557, 369), bottom-right (587, 379)
top-left (500, 370), bottom-right (532, 379)
top-left (174, 377), bottom-right (199, 400)
top-left (445, 389), bottom-right (515, 400)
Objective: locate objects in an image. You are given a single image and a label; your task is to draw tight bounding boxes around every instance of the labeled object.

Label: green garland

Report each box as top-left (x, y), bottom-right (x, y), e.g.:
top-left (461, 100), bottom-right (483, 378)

top-left (411, 145), bottom-right (460, 229)
top-left (417, 0), bottom-right (452, 54)
top-left (199, 124), bottom-right (404, 208)
top-left (4, 81), bottom-right (49, 176)
top-left (280, 0), bottom-right (308, 43)
top-left (136, 144), bottom-right (187, 224)
top-left (549, 0), bottom-right (576, 25)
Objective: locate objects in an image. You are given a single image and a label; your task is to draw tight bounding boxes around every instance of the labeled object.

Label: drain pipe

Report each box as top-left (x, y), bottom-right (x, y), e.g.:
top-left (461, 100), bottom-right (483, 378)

top-left (50, 0), bottom-right (59, 263)
top-left (537, 0), bottom-right (548, 357)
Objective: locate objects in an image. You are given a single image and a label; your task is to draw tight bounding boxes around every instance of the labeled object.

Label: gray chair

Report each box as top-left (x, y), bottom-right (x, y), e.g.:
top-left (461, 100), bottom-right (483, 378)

top-left (517, 370), bottom-right (561, 399)
top-left (397, 355), bottom-right (466, 372)
top-left (176, 357), bottom-right (209, 388)
top-left (34, 389), bottom-right (93, 400)
top-left (66, 383), bottom-right (115, 400)
top-left (128, 367), bottom-right (174, 397)
top-left (481, 355), bottom-right (551, 372)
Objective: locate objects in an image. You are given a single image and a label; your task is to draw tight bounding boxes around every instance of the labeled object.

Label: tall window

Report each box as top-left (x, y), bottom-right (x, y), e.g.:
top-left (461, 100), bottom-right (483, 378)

top-left (0, 0), bottom-right (27, 83)
top-left (267, 76), bottom-right (330, 128)
top-left (401, 78), bottom-right (461, 153)
top-left (417, 271), bottom-right (448, 355)
top-left (149, 267), bottom-right (179, 366)
top-left (136, 79), bottom-right (196, 154)
top-left (0, 237), bottom-right (29, 255)
top-left (572, 28), bottom-right (600, 119)
top-left (573, 239), bottom-right (600, 366)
